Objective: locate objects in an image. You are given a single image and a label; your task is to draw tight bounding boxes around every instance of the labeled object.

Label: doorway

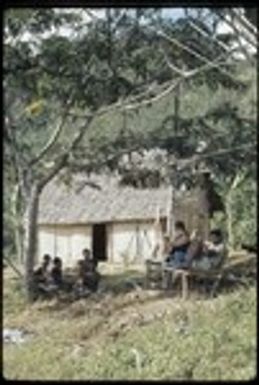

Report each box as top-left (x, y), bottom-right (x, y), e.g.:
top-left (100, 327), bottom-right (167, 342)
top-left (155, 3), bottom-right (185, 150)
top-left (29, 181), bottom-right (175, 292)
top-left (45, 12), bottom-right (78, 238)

top-left (92, 223), bottom-right (107, 262)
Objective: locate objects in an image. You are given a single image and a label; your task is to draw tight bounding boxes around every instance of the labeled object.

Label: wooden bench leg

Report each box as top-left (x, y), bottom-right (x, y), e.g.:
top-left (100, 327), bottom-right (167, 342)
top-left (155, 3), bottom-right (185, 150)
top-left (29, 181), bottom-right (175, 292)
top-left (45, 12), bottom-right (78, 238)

top-left (210, 273), bottom-right (223, 297)
top-left (162, 270), bottom-right (171, 290)
top-left (162, 270), bottom-right (178, 292)
top-left (182, 273), bottom-right (189, 300)
top-left (145, 275), bottom-right (149, 290)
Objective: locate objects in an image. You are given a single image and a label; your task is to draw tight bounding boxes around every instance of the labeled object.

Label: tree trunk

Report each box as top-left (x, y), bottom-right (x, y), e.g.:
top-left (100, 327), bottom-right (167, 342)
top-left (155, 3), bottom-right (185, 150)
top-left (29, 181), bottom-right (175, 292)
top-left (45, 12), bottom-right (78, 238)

top-left (226, 194), bottom-right (234, 250)
top-left (15, 222), bottom-right (24, 264)
top-left (11, 185), bottom-right (24, 264)
top-left (23, 183), bottom-right (40, 302)
top-left (15, 221), bottom-right (24, 266)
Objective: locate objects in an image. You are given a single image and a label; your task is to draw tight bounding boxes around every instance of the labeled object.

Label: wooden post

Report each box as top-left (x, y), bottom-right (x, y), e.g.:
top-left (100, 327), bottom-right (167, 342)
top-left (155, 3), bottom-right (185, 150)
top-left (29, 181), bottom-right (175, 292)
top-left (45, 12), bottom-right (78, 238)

top-left (171, 184), bottom-right (176, 240)
top-left (155, 206), bottom-right (161, 246)
top-left (166, 186), bottom-right (172, 237)
top-left (181, 271), bottom-right (189, 300)
top-left (169, 165), bottom-right (177, 240)
top-left (136, 223), bottom-right (141, 262)
top-left (196, 170), bottom-right (211, 240)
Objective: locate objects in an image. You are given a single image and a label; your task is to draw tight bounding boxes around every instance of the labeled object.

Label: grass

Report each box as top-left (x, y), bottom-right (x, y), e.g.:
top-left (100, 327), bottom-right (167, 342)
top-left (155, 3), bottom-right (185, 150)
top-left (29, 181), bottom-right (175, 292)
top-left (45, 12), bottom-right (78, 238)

top-left (3, 265), bottom-right (257, 381)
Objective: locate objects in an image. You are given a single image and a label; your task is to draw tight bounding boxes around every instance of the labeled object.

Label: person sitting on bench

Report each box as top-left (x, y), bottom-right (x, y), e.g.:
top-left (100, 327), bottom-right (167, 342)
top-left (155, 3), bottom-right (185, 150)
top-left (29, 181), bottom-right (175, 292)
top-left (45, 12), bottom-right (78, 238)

top-left (191, 229), bottom-right (226, 271)
top-left (165, 221), bottom-right (190, 269)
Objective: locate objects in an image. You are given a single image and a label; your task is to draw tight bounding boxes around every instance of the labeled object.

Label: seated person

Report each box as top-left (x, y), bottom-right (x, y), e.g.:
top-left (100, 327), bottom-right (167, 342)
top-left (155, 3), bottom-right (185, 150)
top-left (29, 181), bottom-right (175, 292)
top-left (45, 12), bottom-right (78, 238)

top-left (34, 254), bottom-right (51, 275)
top-left (74, 259), bottom-right (88, 295)
top-left (50, 257), bottom-right (63, 288)
top-left (152, 234), bottom-right (171, 261)
top-left (33, 266), bottom-right (46, 286)
top-left (33, 254), bottom-right (52, 289)
top-left (82, 248), bottom-right (97, 270)
top-left (75, 254), bottom-right (100, 293)
top-left (85, 267), bottom-right (100, 292)
top-left (192, 229), bottom-right (226, 271)
top-left (165, 221), bottom-right (190, 268)
top-left (184, 229), bottom-right (204, 267)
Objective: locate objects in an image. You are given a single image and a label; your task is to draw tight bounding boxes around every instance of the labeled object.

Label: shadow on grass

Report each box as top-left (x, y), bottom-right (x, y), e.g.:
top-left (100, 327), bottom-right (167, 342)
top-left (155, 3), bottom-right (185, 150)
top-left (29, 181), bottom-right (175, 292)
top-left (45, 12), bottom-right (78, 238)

top-left (4, 258), bottom-right (256, 316)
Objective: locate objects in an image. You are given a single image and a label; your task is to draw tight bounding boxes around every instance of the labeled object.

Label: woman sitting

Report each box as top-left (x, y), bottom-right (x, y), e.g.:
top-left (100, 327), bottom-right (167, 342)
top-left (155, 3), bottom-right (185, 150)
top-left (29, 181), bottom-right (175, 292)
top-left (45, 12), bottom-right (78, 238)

top-left (165, 221), bottom-right (190, 269)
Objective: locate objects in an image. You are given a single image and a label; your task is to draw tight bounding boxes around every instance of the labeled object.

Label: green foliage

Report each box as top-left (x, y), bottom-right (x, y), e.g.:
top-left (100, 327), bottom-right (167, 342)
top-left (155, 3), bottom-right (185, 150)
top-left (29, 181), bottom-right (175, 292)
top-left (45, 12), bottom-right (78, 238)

top-left (4, 7), bottom-right (257, 257)
top-left (231, 179), bottom-right (257, 246)
top-left (212, 177), bottom-right (256, 248)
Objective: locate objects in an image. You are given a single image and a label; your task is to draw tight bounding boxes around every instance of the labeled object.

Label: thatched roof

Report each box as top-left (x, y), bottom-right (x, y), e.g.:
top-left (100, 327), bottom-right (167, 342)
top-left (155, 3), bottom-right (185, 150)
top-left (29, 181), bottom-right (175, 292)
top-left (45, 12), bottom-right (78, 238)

top-left (38, 174), bottom-right (196, 225)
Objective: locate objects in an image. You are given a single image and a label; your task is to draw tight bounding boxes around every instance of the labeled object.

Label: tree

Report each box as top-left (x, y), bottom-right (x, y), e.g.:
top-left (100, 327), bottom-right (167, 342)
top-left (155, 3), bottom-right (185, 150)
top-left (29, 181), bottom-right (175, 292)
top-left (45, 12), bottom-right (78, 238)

top-left (4, 7), bottom-right (256, 300)
top-left (4, 8), bottom-right (187, 300)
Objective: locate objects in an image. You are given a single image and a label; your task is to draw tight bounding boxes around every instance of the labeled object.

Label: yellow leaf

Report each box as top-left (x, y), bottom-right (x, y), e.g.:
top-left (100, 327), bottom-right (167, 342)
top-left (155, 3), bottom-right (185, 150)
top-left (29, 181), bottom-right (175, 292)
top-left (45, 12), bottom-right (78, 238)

top-left (25, 100), bottom-right (44, 116)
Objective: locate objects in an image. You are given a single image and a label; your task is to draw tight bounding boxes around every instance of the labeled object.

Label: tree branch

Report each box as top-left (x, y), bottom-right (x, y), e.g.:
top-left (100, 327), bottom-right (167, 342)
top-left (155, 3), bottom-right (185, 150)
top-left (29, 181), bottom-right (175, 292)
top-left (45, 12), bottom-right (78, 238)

top-left (216, 9), bottom-right (257, 50)
top-left (38, 116), bottom-right (94, 190)
top-left (68, 79), bottom-right (181, 120)
top-left (225, 13), bottom-right (254, 62)
top-left (3, 255), bottom-right (24, 279)
top-left (187, 18), bottom-right (233, 53)
top-left (229, 8), bottom-right (258, 41)
top-left (4, 119), bottom-right (29, 200)
top-left (147, 23), bottom-right (246, 84)
top-left (69, 53), bottom-right (231, 123)
top-left (162, 48), bottom-right (234, 79)
top-left (29, 100), bottom-right (72, 168)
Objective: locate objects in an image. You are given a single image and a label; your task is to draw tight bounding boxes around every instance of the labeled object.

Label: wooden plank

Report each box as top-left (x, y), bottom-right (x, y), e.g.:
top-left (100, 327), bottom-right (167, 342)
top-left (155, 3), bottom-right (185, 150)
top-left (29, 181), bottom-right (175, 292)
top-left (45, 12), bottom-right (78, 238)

top-left (225, 254), bottom-right (256, 268)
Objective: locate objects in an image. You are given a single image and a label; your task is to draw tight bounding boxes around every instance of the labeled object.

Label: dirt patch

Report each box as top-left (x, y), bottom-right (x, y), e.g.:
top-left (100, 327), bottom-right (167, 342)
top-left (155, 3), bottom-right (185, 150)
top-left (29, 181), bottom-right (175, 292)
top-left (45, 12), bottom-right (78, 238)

top-left (67, 290), bottom-right (177, 349)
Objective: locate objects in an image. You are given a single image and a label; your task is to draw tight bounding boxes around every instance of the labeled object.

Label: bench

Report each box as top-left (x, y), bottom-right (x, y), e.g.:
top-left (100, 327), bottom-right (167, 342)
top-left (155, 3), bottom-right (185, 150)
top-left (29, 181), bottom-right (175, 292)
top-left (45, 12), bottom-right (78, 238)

top-left (162, 253), bottom-right (256, 299)
top-left (145, 253), bottom-right (256, 298)
top-left (145, 260), bottom-right (163, 289)
top-left (162, 266), bottom-right (225, 299)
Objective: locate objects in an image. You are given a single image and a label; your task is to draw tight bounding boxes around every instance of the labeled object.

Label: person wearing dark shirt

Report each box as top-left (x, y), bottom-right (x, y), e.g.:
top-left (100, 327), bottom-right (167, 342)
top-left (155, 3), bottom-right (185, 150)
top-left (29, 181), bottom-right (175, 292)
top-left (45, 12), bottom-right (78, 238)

top-left (80, 248), bottom-right (100, 292)
top-left (50, 257), bottom-right (63, 287)
top-left (166, 221), bottom-right (190, 268)
top-left (34, 254), bottom-right (51, 280)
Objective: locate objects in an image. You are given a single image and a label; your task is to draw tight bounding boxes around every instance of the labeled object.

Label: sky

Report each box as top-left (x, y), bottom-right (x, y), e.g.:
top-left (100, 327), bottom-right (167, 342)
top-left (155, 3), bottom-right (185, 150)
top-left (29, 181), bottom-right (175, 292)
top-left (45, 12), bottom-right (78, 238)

top-left (11, 7), bottom-right (255, 59)
top-left (16, 8), bottom-right (186, 42)
top-left (161, 8), bottom-right (184, 20)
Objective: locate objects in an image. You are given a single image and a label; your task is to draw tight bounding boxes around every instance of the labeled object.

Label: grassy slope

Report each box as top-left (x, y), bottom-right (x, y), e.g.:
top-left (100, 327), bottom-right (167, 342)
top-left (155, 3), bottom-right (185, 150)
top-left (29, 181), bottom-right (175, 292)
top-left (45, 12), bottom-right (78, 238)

top-left (3, 268), bottom-right (256, 381)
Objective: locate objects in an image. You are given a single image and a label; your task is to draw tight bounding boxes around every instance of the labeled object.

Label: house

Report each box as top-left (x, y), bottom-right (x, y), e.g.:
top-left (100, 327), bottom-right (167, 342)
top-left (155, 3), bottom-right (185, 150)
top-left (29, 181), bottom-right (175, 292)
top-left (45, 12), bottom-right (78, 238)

top-left (37, 173), bottom-right (218, 267)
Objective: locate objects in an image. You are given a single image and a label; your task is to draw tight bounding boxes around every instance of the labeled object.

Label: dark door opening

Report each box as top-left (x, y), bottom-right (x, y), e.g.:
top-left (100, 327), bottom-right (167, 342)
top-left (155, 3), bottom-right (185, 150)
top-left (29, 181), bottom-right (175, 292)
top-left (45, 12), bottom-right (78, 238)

top-left (92, 223), bottom-right (107, 262)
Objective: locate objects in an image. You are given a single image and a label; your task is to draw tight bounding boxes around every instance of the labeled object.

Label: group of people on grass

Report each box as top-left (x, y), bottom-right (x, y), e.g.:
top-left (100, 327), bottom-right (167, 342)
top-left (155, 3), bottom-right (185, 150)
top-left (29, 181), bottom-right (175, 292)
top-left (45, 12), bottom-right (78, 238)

top-left (33, 248), bottom-right (100, 297)
top-left (33, 221), bottom-right (225, 297)
top-left (153, 220), bottom-right (226, 271)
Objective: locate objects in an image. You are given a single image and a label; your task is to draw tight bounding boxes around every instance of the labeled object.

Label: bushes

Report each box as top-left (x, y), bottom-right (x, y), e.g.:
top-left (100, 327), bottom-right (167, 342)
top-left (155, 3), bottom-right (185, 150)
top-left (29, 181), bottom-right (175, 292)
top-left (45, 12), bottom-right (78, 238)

top-left (212, 177), bottom-right (256, 249)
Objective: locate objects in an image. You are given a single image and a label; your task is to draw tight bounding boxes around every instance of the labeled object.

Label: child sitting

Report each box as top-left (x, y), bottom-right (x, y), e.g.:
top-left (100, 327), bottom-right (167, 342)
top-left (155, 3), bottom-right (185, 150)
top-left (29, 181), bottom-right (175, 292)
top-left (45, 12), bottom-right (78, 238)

top-left (191, 229), bottom-right (226, 271)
